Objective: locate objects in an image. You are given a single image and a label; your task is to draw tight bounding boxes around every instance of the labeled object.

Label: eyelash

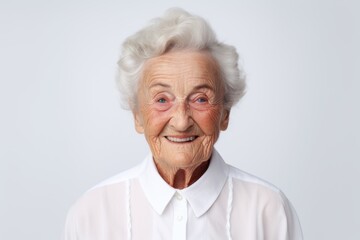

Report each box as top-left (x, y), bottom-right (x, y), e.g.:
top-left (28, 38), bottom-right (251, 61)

top-left (153, 96), bottom-right (172, 111)
top-left (157, 98), bottom-right (167, 103)
top-left (194, 97), bottom-right (208, 103)
top-left (152, 93), bottom-right (212, 111)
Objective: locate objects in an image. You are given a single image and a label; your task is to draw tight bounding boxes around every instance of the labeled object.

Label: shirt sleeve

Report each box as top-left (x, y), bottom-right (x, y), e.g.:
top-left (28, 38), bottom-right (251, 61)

top-left (279, 191), bottom-right (304, 240)
top-left (61, 204), bottom-right (79, 240)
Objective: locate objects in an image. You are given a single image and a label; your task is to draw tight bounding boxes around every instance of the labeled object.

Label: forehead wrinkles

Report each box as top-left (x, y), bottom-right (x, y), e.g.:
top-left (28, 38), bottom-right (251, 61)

top-left (142, 51), bottom-right (221, 93)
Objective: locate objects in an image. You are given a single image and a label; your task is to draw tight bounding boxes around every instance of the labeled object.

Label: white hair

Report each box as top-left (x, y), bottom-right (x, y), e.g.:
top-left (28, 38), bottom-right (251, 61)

top-left (116, 8), bottom-right (246, 110)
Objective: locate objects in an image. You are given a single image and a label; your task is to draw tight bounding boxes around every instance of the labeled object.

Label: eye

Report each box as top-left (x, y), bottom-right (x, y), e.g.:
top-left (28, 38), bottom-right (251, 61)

top-left (192, 95), bottom-right (209, 104)
top-left (157, 98), bottom-right (167, 103)
top-left (153, 94), bottom-right (172, 111)
top-left (195, 97), bottom-right (208, 103)
top-left (189, 93), bottom-right (213, 111)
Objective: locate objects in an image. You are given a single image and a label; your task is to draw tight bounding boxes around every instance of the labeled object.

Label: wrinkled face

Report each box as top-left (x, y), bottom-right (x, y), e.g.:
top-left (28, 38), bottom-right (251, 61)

top-left (133, 51), bottom-right (229, 170)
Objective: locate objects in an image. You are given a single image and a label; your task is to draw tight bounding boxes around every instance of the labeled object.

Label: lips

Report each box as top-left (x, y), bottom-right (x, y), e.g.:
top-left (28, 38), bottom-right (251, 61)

top-left (165, 136), bottom-right (197, 143)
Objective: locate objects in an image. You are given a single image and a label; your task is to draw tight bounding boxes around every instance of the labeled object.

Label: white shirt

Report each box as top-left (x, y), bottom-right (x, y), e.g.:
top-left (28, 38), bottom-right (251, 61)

top-left (62, 150), bottom-right (303, 240)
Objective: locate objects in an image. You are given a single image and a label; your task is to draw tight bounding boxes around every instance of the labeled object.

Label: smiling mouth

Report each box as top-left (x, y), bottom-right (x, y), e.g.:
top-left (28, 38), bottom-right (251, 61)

top-left (165, 136), bottom-right (198, 143)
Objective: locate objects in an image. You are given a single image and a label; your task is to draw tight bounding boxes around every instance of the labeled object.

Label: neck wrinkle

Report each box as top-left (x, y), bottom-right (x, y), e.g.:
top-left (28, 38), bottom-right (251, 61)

top-left (155, 160), bottom-right (210, 189)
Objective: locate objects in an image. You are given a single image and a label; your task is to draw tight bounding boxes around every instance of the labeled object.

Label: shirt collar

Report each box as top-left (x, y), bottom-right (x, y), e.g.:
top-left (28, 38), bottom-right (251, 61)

top-left (138, 149), bottom-right (229, 217)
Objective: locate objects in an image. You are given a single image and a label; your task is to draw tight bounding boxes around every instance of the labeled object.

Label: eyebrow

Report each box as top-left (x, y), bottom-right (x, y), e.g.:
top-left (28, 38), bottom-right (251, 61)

top-left (193, 84), bottom-right (215, 92)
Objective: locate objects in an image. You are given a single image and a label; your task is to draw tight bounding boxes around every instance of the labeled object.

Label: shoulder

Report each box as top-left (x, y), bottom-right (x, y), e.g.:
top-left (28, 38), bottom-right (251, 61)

top-left (227, 164), bottom-right (287, 205)
top-left (228, 164), bottom-right (280, 193)
top-left (89, 160), bottom-right (146, 191)
top-left (71, 161), bottom-right (144, 208)
top-left (67, 160), bottom-right (146, 216)
top-left (62, 161), bottom-right (146, 239)
top-left (226, 164), bottom-right (303, 239)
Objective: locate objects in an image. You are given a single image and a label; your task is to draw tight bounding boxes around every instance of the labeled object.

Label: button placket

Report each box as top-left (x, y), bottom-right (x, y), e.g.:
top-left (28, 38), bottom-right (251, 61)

top-left (172, 192), bottom-right (187, 240)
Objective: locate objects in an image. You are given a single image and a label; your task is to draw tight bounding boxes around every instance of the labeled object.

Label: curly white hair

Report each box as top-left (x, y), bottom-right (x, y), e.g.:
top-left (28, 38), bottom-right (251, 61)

top-left (116, 8), bottom-right (246, 110)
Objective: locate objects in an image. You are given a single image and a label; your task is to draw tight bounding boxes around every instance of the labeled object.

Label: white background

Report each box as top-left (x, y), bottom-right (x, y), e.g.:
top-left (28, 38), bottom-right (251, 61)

top-left (1, 0), bottom-right (359, 239)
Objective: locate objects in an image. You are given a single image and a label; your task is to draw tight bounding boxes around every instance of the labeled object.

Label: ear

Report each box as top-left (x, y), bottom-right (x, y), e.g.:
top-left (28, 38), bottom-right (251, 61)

top-left (220, 109), bottom-right (230, 131)
top-left (133, 111), bottom-right (144, 134)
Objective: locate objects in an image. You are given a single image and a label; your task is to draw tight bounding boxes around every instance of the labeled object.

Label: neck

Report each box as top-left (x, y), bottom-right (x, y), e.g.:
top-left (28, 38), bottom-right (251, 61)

top-left (154, 160), bottom-right (210, 189)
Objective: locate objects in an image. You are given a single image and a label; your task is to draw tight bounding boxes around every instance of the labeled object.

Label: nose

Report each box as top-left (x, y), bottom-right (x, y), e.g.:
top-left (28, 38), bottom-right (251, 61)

top-left (169, 100), bottom-right (194, 132)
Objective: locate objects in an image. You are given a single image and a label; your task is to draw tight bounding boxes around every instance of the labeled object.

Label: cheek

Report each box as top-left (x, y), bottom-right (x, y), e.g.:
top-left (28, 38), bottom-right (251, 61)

top-left (142, 107), bottom-right (171, 135)
top-left (195, 109), bottom-right (223, 135)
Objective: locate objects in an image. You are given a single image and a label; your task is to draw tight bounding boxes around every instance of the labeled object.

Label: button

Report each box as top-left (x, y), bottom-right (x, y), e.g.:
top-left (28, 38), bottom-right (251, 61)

top-left (177, 215), bottom-right (183, 221)
top-left (176, 193), bottom-right (183, 200)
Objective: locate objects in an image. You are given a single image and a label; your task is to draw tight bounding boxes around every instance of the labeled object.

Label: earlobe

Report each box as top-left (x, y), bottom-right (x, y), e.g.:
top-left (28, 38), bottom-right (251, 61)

top-left (133, 111), bottom-right (144, 134)
top-left (220, 109), bottom-right (230, 131)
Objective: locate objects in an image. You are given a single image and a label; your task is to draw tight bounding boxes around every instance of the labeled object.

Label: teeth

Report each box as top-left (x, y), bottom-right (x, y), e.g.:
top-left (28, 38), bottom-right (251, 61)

top-left (166, 136), bottom-right (196, 143)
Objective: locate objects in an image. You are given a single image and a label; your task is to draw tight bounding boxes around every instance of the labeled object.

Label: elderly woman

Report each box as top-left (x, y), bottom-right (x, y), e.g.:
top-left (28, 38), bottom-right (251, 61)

top-left (62, 8), bottom-right (303, 240)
